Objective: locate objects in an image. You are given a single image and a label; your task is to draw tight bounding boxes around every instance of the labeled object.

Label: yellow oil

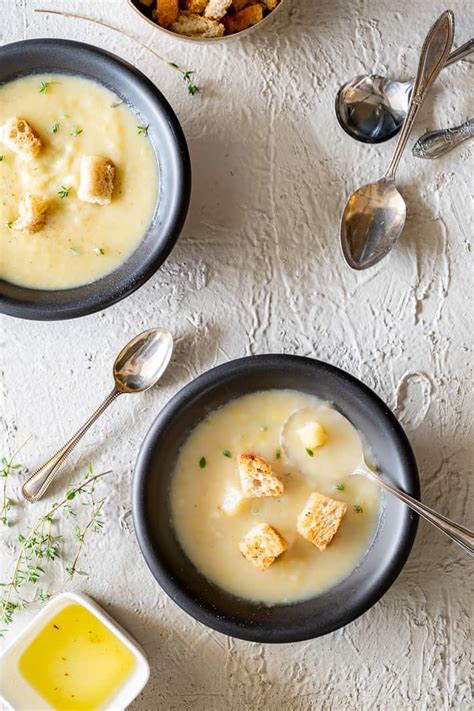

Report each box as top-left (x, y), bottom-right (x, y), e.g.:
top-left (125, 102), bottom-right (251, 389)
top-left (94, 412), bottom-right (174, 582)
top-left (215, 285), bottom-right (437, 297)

top-left (19, 603), bottom-right (135, 710)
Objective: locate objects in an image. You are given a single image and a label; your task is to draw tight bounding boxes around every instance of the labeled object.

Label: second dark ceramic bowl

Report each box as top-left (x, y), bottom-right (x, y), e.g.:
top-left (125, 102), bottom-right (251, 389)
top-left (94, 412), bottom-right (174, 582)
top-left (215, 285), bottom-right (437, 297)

top-left (0, 39), bottom-right (191, 321)
top-left (133, 355), bottom-right (420, 643)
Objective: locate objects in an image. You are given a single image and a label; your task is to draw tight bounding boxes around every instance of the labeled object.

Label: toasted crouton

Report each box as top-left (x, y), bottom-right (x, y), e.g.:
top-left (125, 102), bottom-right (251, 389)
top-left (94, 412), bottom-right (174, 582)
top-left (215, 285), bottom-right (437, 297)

top-left (232, 0), bottom-right (251, 10)
top-left (223, 3), bottom-right (263, 32)
top-left (238, 452), bottom-right (284, 498)
top-left (153, 0), bottom-right (179, 27)
top-left (297, 492), bottom-right (347, 551)
top-left (263, 0), bottom-right (278, 9)
top-left (204, 0), bottom-right (232, 19)
top-left (170, 11), bottom-right (224, 36)
top-left (13, 194), bottom-right (48, 234)
top-left (77, 155), bottom-right (115, 206)
top-left (239, 522), bottom-right (288, 571)
top-left (182, 0), bottom-right (209, 11)
top-left (1, 117), bottom-right (42, 161)
top-left (138, 0), bottom-right (154, 6)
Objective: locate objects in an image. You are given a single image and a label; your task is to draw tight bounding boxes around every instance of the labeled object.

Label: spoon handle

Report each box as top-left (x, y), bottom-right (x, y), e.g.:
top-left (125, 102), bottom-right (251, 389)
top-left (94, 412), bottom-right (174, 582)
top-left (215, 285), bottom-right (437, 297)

top-left (385, 10), bottom-right (455, 179)
top-left (21, 388), bottom-right (121, 503)
top-left (412, 118), bottom-right (474, 159)
top-left (445, 37), bottom-right (474, 67)
top-left (363, 469), bottom-right (474, 557)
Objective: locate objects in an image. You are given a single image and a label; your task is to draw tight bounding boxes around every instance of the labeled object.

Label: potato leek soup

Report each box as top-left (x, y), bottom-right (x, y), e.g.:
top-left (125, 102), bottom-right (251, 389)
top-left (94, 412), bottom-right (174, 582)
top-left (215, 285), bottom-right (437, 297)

top-left (0, 74), bottom-right (158, 289)
top-left (171, 390), bottom-right (380, 605)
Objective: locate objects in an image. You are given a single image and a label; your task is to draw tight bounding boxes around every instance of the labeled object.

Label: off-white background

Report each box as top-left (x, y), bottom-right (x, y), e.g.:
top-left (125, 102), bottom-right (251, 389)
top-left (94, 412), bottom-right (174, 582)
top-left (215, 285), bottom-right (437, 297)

top-left (1, 1), bottom-right (473, 709)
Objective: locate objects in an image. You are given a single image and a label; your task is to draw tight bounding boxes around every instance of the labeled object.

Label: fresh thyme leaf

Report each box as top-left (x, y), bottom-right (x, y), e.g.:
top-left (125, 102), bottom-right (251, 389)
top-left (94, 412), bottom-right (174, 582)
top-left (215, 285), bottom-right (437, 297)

top-left (0, 155), bottom-right (4, 162)
top-left (354, 504), bottom-right (363, 513)
top-left (305, 448), bottom-right (314, 457)
top-left (250, 506), bottom-right (259, 515)
top-left (261, 425), bottom-right (268, 432)
top-left (58, 186), bottom-right (71, 199)
top-left (188, 83), bottom-right (200, 96)
top-left (222, 450), bottom-right (232, 458)
top-left (66, 490), bottom-right (76, 500)
top-left (39, 80), bottom-right (51, 94)
top-left (69, 246), bottom-right (80, 256)
top-left (137, 124), bottom-right (149, 136)
top-left (94, 247), bottom-right (105, 256)
top-left (275, 449), bottom-right (281, 460)
top-left (50, 122), bottom-right (60, 134)
top-left (169, 62), bottom-right (179, 69)
top-left (70, 127), bottom-right (83, 137)
top-left (199, 456), bottom-right (206, 469)
top-left (335, 483), bottom-right (345, 491)
top-left (6, 221), bottom-right (13, 229)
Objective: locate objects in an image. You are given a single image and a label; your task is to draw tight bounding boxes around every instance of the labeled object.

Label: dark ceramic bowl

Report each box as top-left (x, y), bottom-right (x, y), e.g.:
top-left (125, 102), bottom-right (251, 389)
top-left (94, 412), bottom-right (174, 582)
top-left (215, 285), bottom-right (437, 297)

top-left (0, 39), bottom-right (191, 320)
top-left (133, 355), bottom-right (420, 643)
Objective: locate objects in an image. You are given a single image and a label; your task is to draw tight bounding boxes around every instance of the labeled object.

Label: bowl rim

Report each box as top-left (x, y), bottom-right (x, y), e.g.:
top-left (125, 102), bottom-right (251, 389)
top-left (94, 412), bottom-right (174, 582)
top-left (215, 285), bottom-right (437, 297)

top-left (132, 354), bottom-right (420, 643)
top-left (127, 0), bottom-right (288, 44)
top-left (0, 38), bottom-right (191, 321)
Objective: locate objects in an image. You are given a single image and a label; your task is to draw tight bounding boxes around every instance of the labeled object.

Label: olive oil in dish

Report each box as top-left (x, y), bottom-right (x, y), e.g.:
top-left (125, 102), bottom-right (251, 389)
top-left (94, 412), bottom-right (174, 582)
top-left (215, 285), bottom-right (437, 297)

top-left (18, 603), bottom-right (135, 710)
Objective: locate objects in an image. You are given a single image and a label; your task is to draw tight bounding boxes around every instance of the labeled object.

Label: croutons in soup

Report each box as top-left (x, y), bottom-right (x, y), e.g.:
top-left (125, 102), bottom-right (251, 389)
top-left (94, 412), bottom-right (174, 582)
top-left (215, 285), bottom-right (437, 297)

top-left (171, 389), bottom-right (380, 605)
top-left (0, 74), bottom-right (158, 290)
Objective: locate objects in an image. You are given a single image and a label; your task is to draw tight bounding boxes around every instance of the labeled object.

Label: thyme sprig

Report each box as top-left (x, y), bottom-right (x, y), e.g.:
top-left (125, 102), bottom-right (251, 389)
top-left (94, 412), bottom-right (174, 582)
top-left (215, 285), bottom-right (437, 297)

top-left (0, 467), bottom-right (110, 635)
top-left (1, 439), bottom-right (30, 526)
top-left (34, 10), bottom-right (201, 96)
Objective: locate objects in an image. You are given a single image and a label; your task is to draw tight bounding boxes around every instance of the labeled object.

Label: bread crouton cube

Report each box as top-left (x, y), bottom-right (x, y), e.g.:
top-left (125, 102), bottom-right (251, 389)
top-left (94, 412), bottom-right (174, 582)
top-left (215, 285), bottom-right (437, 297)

top-left (170, 11), bottom-right (224, 36)
top-left (297, 492), bottom-right (347, 551)
top-left (223, 3), bottom-right (263, 33)
top-left (239, 522), bottom-right (288, 571)
top-left (298, 422), bottom-right (328, 450)
top-left (153, 0), bottom-right (179, 27)
top-left (238, 452), bottom-right (284, 498)
top-left (77, 155), bottom-right (115, 206)
top-left (263, 0), bottom-right (279, 9)
top-left (182, 0), bottom-right (209, 11)
top-left (232, 0), bottom-right (251, 10)
top-left (13, 194), bottom-right (48, 234)
top-left (204, 0), bottom-right (232, 20)
top-left (220, 483), bottom-right (245, 516)
top-left (1, 117), bottom-right (42, 161)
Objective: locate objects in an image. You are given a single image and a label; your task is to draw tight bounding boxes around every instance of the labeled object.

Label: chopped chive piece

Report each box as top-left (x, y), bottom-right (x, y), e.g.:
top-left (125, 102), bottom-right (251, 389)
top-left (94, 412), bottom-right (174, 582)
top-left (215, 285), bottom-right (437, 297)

top-left (222, 450), bottom-right (231, 458)
top-left (94, 247), bottom-right (105, 255)
top-left (335, 483), bottom-right (345, 491)
top-left (354, 504), bottom-right (363, 513)
top-left (58, 186), bottom-right (71, 199)
top-left (70, 127), bottom-right (83, 136)
top-left (50, 122), bottom-right (60, 134)
top-left (275, 449), bottom-right (281, 460)
top-left (39, 80), bottom-right (51, 93)
top-left (69, 246), bottom-right (80, 255)
top-left (199, 456), bottom-right (206, 469)
top-left (305, 448), bottom-right (314, 457)
top-left (137, 124), bottom-right (149, 135)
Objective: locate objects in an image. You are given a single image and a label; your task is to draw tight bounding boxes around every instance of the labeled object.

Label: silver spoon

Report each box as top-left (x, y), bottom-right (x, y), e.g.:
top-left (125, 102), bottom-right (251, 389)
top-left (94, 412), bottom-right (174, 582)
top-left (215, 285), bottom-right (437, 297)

top-left (22, 328), bottom-right (173, 502)
top-left (336, 38), bottom-right (473, 144)
top-left (413, 117), bottom-right (474, 158)
top-left (341, 10), bottom-right (455, 270)
top-left (281, 407), bottom-right (474, 556)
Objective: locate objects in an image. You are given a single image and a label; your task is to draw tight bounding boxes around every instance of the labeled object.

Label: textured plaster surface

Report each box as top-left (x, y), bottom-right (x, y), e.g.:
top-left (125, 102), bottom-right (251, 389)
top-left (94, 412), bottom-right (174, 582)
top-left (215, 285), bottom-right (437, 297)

top-left (1, 0), bottom-right (473, 709)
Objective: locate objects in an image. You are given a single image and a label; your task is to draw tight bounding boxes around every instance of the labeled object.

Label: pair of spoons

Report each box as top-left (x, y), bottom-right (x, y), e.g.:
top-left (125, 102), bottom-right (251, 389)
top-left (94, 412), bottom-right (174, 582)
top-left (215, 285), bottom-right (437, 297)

top-left (21, 328), bottom-right (473, 557)
top-left (340, 11), bottom-right (467, 269)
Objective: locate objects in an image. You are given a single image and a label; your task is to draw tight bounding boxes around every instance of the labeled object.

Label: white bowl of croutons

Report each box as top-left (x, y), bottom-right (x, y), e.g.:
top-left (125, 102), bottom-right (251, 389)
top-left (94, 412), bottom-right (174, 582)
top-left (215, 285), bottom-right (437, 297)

top-left (129, 0), bottom-right (286, 42)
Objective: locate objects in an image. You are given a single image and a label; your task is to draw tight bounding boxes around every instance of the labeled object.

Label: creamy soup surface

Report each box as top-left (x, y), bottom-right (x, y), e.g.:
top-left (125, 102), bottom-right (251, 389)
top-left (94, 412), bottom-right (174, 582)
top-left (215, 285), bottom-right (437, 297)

top-left (171, 389), bottom-right (381, 605)
top-left (0, 74), bottom-right (158, 289)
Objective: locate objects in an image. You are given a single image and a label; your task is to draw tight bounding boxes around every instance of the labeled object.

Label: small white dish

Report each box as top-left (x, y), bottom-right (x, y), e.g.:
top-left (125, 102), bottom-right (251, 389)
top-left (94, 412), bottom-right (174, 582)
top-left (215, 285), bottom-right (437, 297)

top-left (0, 592), bottom-right (149, 711)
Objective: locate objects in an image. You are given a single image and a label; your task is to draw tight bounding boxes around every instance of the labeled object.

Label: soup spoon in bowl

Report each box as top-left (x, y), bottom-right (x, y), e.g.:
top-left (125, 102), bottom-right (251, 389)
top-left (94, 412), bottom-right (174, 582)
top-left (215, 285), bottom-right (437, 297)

top-left (340, 10), bottom-right (455, 270)
top-left (281, 407), bottom-right (474, 557)
top-left (335, 38), bottom-right (473, 144)
top-left (22, 327), bottom-right (173, 503)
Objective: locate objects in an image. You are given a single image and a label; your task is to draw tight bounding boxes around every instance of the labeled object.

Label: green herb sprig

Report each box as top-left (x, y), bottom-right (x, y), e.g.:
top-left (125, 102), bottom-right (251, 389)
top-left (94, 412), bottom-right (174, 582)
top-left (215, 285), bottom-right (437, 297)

top-left (39, 80), bottom-right (52, 94)
top-left (0, 440), bottom-right (30, 526)
top-left (58, 186), bottom-right (71, 199)
top-left (0, 466), bottom-right (110, 635)
top-left (354, 504), bottom-right (363, 513)
top-left (335, 483), bottom-right (345, 491)
top-left (137, 124), bottom-right (149, 136)
top-left (169, 64), bottom-right (200, 95)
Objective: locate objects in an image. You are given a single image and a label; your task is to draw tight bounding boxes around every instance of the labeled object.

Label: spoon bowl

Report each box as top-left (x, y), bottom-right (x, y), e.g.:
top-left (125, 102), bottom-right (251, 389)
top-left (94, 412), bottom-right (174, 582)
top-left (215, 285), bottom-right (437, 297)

top-left (341, 178), bottom-right (406, 269)
top-left (114, 328), bottom-right (173, 394)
